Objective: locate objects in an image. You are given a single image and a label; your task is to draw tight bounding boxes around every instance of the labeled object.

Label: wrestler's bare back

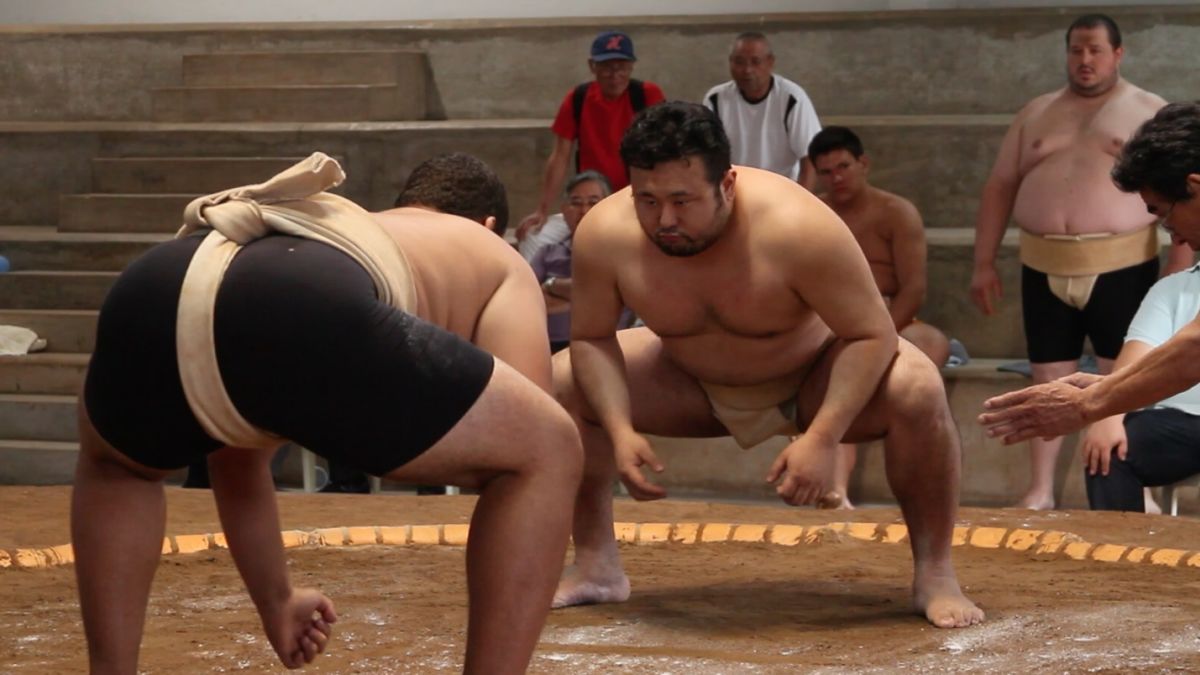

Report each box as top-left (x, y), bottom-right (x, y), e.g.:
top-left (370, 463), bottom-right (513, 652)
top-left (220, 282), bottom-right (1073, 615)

top-left (1010, 80), bottom-right (1166, 235)
top-left (578, 166), bottom-right (892, 389)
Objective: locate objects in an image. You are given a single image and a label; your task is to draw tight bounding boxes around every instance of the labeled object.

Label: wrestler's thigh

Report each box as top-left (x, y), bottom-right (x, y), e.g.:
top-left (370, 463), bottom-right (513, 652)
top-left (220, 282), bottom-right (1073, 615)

top-left (794, 339), bottom-right (942, 443)
top-left (384, 358), bottom-right (579, 490)
top-left (554, 326), bottom-right (727, 438)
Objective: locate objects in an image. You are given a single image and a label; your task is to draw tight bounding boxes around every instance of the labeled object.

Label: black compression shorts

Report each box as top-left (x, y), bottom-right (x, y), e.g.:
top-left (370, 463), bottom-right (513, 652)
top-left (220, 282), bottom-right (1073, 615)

top-left (83, 233), bottom-right (495, 475)
top-left (1021, 258), bottom-right (1159, 364)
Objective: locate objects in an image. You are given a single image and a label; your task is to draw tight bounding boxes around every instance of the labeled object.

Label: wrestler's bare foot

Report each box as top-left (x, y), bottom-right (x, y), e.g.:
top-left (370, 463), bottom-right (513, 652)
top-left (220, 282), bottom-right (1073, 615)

top-left (817, 491), bottom-right (855, 510)
top-left (1013, 490), bottom-right (1055, 510)
top-left (914, 572), bottom-right (984, 628)
top-left (552, 564), bottom-right (631, 609)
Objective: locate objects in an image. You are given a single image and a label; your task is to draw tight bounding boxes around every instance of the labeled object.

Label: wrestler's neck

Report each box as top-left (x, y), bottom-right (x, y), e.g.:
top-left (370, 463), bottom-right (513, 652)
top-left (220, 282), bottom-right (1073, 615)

top-left (826, 184), bottom-right (873, 214)
top-left (1065, 75), bottom-right (1125, 102)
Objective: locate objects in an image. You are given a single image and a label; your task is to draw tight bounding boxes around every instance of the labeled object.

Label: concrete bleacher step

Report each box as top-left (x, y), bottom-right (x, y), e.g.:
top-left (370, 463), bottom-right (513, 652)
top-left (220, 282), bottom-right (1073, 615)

top-left (182, 50), bottom-right (428, 89)
top-left (646, 359), bottom-right (1111, 509)
top-left (0, 439), bottom-right (79, 485)
top-left (59, 194), bottom-right (194, 233)
top-left (0, 226), bottom-right (163, 271)
top-left (91, 156), bottom-right (311, 194)
top-left (151, 84), bottom-right (423, 123)
top-left (0, 310), bottom-right (99, 354)
top-left (0, 271), bottom-right (117, 310)
top-left (0, 394), bottom-right (77, 442)
top-left (924, 228), bottom-right (1023, 359)
top-left (0, 353), bottom-right (89, 395)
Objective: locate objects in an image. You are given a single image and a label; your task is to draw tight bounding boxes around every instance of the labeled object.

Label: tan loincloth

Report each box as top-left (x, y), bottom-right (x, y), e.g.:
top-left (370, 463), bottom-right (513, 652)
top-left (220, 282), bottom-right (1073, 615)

top-left (1019, 226), bottom-right (1158, 310)
top-left (175, 152), bottom-right (417, 450)
top-left (699, 379), bottom-right (801, 449)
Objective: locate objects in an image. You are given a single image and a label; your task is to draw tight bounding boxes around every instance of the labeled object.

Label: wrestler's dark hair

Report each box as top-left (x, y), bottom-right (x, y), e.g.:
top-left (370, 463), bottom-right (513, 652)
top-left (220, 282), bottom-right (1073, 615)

top-left (620, 101), bottom-right (731, 189)
top-left (1113, 102), bottom-right (1200, 202)
top-left (807, 126), bottom-right (866, 161)
top-left (395, 153), bottom-right (510, 237)
top-left (1066, 13), bottom-right (1121, 49)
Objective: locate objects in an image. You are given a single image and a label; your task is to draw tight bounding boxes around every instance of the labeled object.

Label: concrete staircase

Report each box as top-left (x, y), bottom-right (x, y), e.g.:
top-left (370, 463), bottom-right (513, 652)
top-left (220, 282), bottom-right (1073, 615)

top-left (0, 156), bottom-right (322, 483)
top-left (151, 50), bottom-right (429, 122)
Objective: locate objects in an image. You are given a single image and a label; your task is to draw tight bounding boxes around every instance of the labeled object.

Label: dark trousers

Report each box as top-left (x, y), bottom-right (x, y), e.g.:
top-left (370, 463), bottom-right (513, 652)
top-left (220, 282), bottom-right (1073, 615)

top-left (1086, 408), bottom-right (1200, 511)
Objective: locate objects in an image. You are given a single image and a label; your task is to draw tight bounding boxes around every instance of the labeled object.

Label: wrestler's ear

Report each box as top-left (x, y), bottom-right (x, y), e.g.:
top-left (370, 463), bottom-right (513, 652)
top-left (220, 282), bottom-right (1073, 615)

top-left (721, 169), bottom-right (737, 201)
top-left (859, 154), bottom-right (871, 173)
top-left (482, 215), bottom-right (498, 233)
top-left (1186, 174), bottom-right (1200, 196)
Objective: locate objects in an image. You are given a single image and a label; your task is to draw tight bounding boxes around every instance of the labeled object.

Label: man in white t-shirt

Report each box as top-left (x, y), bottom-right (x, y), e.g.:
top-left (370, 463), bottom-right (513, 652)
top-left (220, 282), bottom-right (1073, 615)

top-left (702, 32), bottom-right (822, 188)
top-left (1079, 263), bottom-right (1200, 511)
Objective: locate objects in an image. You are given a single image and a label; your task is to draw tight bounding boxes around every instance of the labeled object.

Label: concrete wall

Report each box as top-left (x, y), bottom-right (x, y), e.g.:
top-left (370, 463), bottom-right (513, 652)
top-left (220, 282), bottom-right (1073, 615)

top-left (0, 8), bottom-right (1197, 121)
top-left (1, 1), bottom-right (1193, 25)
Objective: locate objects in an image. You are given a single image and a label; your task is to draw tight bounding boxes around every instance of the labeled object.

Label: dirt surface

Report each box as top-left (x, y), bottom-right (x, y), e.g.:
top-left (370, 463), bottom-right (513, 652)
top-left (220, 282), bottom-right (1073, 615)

top-left (2, 486), bottom-right (1200, 673)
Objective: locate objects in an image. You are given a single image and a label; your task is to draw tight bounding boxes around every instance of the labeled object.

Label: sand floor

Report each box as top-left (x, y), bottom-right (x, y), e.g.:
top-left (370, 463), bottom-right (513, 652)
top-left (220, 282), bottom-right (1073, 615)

top-left (2, 486), bottom-right (1199, 673)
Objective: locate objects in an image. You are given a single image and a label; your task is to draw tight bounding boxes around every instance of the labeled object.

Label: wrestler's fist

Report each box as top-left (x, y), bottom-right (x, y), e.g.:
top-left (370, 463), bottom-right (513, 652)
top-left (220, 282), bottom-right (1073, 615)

top-left (613, 429), bottom-right (667, 501)
top-left (262, 587), bottom-right (338, 669)
top-left (767, 435), bottom-right (836, 507)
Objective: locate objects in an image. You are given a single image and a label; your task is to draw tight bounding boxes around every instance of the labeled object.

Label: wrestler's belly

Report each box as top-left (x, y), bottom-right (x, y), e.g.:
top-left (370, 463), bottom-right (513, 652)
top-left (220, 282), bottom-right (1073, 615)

top-left (658, 326), bottom-right (833, 390)
top-left (1013, 153), bottom-right (1154, 235)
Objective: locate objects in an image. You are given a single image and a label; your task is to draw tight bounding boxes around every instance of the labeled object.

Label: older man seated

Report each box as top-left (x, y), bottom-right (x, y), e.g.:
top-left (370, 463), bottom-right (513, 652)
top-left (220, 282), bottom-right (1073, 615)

top-left (529, 170), bottom-right (612, 353)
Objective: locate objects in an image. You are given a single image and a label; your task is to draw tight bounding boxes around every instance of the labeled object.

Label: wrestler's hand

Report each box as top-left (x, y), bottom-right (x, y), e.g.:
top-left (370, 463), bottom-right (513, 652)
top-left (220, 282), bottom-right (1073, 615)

top-left (766, 434), bottom-right (837, 507)
top-left (613, 429), bottom-right (667, 501)
top-left (515, 210), bottom-right (547, 242)
top-left (969, 263), bottom-right (1003, 315)
top-left (979, 380), bottom-right (1090, 444)
top-left (262, 587), bottom-right (338, 669)
top-left (1080, 415), bottom-right (1127, 477)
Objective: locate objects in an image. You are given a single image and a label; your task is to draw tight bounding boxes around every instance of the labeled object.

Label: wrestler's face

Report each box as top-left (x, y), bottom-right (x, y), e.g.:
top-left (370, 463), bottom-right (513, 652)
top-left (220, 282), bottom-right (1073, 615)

top-left (813, 149), bottom-right (869, 204)
top-left (729, 39), bottom-right (775, 100)
top-left (562, 179), bottom-right (608, 235)
top-left (630, 158), bottom-right (735, 257)
top-left (1142, 181), bottom-right (1200, 250)
top-left (1066, 26), bottom-right (1122, 97)
top-left (589, 58), bottom-right (634, 99)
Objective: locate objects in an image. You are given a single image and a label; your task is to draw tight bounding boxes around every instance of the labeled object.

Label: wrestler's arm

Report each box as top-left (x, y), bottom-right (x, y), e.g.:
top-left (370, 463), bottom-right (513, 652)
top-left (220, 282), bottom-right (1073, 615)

top-left (208, 447), bottom-right (336, 667)
top-left (791, 206), bottom-right (900, 443)
top-left (970, 107), bottom-right (1027, 313)
top-left (474, 247), bottom-right (554, 393)
top-left (886, 199), bottom-right (928, 329)
top-left (569, 209), bottom-right (633, 438)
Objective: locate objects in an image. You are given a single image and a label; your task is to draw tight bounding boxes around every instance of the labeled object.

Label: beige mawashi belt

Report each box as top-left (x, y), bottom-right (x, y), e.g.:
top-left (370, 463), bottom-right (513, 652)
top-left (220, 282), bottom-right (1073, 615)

top-left (175, 152), bottom-right (417, 450)
top-left (1019, 227), bottom-right (1158, 310)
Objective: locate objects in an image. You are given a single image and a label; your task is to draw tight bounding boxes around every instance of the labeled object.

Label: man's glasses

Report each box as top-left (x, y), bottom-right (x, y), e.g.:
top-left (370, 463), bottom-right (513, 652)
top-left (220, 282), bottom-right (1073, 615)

top-left (1156, 202), bottom-right (1178, 233)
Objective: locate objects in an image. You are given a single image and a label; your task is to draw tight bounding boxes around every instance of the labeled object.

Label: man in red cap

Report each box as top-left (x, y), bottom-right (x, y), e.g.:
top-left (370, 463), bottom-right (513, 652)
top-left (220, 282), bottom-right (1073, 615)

top-left (516, 30), bottom-right (665, 242)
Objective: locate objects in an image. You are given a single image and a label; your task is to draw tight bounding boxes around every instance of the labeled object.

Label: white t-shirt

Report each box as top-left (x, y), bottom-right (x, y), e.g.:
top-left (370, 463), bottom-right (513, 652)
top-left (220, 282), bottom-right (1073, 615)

top-left (518, 213), bottom-right (570, 262)
top-left (1125, 263), bottom-right (1200, 414)
top-left (702, 75), bottom-right (822, 180)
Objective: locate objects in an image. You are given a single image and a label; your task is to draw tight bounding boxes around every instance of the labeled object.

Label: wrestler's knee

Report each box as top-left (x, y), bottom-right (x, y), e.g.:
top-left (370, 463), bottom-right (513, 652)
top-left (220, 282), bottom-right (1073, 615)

top-left (884, 343), bottom-right (953, 430)
top-left (520, 398), bottom-right (584, 486)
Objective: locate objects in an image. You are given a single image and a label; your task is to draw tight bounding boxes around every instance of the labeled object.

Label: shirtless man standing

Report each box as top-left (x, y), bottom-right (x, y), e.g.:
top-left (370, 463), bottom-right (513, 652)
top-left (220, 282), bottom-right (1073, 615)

top-left (553, 102), bottom-right (983, 628)
top-left (810, 125), bottom-right (951, 508)
top-left (969, 13), bottom-right (1187, 510)
top-left (72, 154), bottom-right (580, 674)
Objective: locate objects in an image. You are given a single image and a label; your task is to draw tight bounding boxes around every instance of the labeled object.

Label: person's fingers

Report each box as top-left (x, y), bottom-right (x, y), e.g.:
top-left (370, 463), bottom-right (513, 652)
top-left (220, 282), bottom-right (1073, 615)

top-left (1085, 445), bottom-right (1098, 476)
top-left (1116, 438), bottom-right (1128, 462)
top-left (982, 388), bottom-right (1035, 411)
top-left (318, 598), bottom-right (338, 624)
top-left (637, 445), bottom-right (665, 473)
top-left (766, 453), bottom-right (787, 483)
top-left (1099, 444), bottom-right (1112, 477)
top-left (620, 464), bottom-right (665, 500)
top-left (300, 634), bottom-right (318, 663)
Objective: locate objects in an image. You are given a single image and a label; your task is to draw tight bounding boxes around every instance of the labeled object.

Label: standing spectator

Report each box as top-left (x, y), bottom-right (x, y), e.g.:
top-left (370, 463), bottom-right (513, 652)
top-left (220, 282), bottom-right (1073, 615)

top-left (702, 32), bottom-right (823, 189)
top-left (516, 30), bottom-right (665, 241)
top-left (968, 13), bottom-right (1188, 510)
top-left (529, 171), bottom-right (612, 353)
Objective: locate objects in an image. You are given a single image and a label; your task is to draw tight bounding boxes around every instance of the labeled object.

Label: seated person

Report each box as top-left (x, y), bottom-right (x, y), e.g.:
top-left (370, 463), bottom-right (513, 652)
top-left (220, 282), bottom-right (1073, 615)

top-left (1081, 262), bottom-right (1200, 511)
top-left (529, 171), bottom-right (611, 353)
top-left (809, 126), bottom-right (950, 509)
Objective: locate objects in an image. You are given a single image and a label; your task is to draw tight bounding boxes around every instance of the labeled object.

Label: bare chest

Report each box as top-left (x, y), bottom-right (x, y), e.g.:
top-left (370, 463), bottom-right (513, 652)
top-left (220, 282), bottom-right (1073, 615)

top-left (1019, 100), bottom-right (1141, 173)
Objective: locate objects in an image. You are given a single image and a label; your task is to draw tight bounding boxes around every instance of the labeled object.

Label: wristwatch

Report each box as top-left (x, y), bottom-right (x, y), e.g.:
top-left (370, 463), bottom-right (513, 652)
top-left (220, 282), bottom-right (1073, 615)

top-left (542, 277), bottom-right (557, 291)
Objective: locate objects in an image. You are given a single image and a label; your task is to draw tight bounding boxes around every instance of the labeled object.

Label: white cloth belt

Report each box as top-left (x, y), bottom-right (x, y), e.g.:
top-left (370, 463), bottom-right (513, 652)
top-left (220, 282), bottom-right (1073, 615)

top-left (175, 152), bottom-right (417, 449)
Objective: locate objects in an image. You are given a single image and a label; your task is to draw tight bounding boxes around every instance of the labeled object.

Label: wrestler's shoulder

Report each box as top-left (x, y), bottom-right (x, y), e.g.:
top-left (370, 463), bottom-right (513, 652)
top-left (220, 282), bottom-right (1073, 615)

top-left (1016, 90), bottom-right (1064, 122)
top-left (573, 188), bottom-right (640, 247)
top-left (873, 188), bottom-right (920, 222)
top-left (1116, 81), bottom-right (1168, 112)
